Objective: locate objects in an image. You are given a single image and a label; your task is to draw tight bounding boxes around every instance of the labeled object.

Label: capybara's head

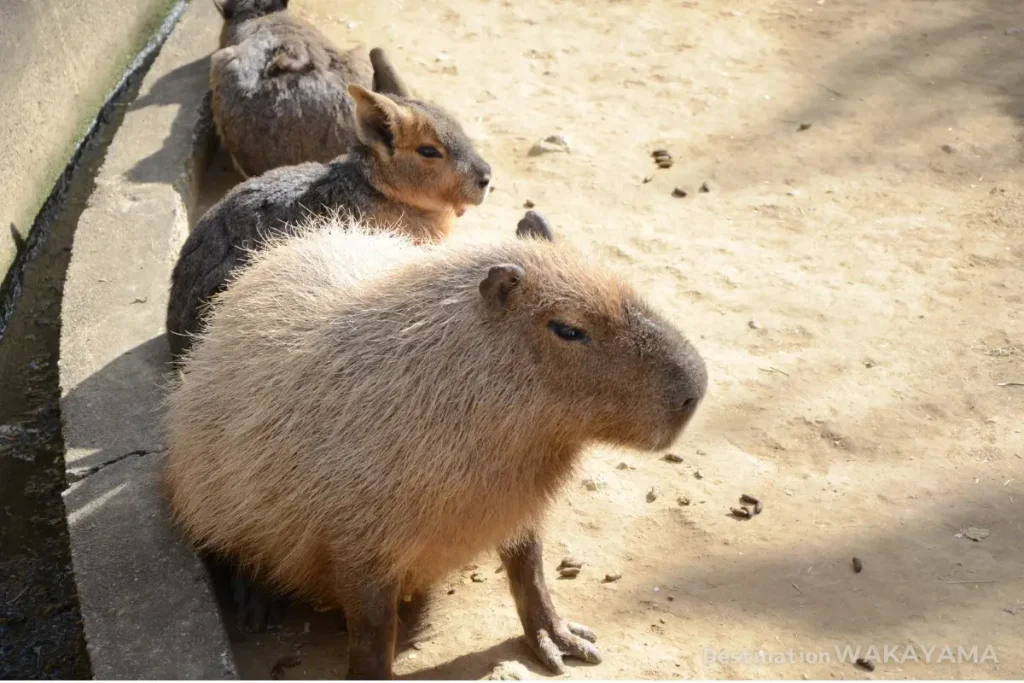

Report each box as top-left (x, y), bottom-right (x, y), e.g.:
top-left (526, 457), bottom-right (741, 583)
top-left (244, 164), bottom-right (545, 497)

top-left (347, 84), bottom-right (492, 218)
top-left (477, 243), bottom-right (707, 452)
top-left (213, 0), bottom-right (287, 21)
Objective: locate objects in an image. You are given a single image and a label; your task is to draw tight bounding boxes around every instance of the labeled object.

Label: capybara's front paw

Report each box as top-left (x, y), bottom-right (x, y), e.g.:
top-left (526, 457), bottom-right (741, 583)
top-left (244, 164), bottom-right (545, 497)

top-left (525, 619), bottom-right (601, 674)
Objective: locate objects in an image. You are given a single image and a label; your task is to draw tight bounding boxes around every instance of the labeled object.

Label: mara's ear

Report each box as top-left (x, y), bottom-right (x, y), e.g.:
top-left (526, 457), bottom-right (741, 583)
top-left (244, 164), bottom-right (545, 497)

top-left (348, 84), bottom-right (407, 152)
top-left (370, 48), bottom-right (412, 98)
top-left (214, 0), bottom-right (234, 19)
top-left (479, 264), bottom-right (526, 312)
top-left (516, 211), bottom-right (554, 242)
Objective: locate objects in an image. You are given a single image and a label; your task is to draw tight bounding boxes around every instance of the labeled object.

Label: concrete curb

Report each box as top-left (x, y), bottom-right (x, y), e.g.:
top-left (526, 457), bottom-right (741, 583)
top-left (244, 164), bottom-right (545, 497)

top-left (58, 0), bottom-right (237, 677)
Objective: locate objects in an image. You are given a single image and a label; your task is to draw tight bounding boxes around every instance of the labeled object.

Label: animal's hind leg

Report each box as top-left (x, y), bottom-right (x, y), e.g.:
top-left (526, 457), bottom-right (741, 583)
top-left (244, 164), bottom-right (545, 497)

top-left (397, 591), bottom-right (431, 647)
top-left (343, 580), bottom-right (401, 680)
top-left (231, 569), bottom-right (291, 633)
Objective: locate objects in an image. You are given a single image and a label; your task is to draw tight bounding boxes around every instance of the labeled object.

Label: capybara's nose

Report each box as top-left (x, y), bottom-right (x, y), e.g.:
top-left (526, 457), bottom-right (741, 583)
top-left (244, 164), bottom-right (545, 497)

top-left (671, 352), bottom-right (708, 426)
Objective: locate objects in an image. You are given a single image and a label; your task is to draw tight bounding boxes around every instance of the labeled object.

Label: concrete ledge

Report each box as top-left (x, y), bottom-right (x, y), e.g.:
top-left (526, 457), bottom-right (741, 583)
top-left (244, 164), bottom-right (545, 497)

top-left (58, 0), bottom-right (236, 677)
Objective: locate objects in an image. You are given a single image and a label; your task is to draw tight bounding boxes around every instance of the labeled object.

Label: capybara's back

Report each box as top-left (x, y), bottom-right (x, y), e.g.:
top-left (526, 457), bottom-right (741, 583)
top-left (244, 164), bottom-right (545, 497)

top-left (164, 217), bottom-right (706, 617)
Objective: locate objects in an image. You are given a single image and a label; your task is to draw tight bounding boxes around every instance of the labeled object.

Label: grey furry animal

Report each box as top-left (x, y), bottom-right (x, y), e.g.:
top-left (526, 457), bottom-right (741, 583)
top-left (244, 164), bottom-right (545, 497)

top-left (166, 83), bottom-right (492, 361)
top-left (210, 0), bottom-right (412, 177)
top-left (164, 220), bottom-right (707, 678)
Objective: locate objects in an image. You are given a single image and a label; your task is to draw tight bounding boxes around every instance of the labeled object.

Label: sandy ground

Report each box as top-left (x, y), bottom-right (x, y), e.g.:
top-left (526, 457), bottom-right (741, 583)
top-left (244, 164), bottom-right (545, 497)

top-left (214, 0), bottom-right (1024, 678)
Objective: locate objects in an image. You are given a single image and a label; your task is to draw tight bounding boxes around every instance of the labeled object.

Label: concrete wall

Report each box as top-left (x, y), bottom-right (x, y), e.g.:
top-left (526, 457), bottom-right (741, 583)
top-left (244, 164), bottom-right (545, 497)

top-left (0, 0), bottom-right (179, 280)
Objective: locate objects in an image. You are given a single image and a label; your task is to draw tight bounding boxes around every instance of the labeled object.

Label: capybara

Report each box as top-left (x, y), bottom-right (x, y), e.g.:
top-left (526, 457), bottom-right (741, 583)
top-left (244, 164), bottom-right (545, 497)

top-left (210, 1), bottom-right (413, 177)
top-left (212, 211), bottom-right (555, 635)
top-left (164, 219), bottom-right (707, 678)
top-left (165, 82), bottom-right (492, 361)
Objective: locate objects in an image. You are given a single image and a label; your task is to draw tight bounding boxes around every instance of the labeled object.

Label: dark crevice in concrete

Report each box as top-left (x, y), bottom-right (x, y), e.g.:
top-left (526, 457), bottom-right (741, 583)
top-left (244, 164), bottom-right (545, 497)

top-left (66, 449), bottom-right (165, 485)
top-left (0, 4), bottom-right (185, 679)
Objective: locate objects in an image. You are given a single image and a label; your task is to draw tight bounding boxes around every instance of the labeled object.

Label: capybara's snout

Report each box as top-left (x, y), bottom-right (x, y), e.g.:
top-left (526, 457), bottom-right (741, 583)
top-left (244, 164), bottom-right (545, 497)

top-left (665, 341), bottom-right (708, 435)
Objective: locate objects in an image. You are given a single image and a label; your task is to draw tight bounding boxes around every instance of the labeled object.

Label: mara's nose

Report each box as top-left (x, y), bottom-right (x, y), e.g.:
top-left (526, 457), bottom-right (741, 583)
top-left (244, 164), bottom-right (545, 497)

top-left (475, 161), bottom-right (492, 189)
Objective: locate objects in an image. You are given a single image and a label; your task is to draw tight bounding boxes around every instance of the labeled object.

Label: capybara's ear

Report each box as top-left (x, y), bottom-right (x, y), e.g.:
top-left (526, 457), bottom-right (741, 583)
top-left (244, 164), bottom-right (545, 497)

top-left (479, 264), bottom-right (526, 311)
top-left (516, 211), bottom-right (554, 242)
top-left (349, 84), bottom-right (407, 153)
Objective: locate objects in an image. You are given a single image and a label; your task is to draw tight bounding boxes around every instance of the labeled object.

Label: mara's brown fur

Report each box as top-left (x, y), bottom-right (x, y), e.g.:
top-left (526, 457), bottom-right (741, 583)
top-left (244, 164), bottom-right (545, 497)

top-left (165, 83), bottom-right (492, 361)
top-left (210, 0), bottom-right (413, 177)
top-left (164, 219), bottom-right (706, 676)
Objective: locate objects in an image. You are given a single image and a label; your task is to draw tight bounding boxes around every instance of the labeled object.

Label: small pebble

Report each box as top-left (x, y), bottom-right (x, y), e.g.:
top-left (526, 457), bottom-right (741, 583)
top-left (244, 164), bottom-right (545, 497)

top-left (855, 658), bottom-right (875, 672)
top-left (412, 642), bottom-right (425, 651)
top-left (693, 469), bottom-right (704, 480)
top-left (748, 319), bottom-right (761, 329)
top-left (662, 452), bottom-right (684, 463)
top-left (471, 572), bottom-right (487, 583)
top-left (700, 181), bottom-right (712, 193)
top-left (447, 587), bottom-right (457, 595)
top-left (616, 461), bottom-right (635, 470)
top-left (941, 143), bottom-right (957, 154)
top-left (642, 175), bottom-right (653, 183)
top-left (672, 188), bottom-right (688, 198)
top-left (677, 496), bottom-right (692, 506)
top-left (657, 158), bottom-right (674, 169)
top-left (647, 487), bottom-right (659, 502)
top-left (604, 572), bottom-right (622, 583)
top-left (852, 557), bottom-right (864, 573)
top-left (798, 122), bottom-right (812, 131)
top-left (559, 566), bottom-right (581, 578)
top-left (667, 594), bottom-right (675, 601)
top-left (523, 199), bottom-right (535, 208)
top-left (271, 656), bottom-right (301, 680)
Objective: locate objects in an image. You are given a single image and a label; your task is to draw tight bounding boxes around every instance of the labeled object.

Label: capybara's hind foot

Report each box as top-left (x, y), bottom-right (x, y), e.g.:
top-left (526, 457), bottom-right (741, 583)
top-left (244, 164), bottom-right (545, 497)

top-left (231, 570), bottom-right (291, 633)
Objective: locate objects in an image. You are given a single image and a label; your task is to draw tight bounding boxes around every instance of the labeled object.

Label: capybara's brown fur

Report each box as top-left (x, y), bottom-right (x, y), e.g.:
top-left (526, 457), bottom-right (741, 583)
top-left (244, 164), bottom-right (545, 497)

top-left (163, 219), bottom-right (707, 677)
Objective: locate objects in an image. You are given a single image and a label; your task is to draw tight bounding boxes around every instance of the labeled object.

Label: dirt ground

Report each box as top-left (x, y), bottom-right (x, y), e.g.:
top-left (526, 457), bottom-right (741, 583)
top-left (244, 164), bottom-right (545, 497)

top-left (222, 0), bottom-right (1024, 679)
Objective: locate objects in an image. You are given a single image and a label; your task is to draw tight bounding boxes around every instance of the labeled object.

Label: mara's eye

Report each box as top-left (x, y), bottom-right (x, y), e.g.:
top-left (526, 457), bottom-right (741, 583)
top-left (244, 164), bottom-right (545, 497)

top-left (416, 145), bottom-right (443, 159)
top-left (548, 320), bottom-right (590, 343)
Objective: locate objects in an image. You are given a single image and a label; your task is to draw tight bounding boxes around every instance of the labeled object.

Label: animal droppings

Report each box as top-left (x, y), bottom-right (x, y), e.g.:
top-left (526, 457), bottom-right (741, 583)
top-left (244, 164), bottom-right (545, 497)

top-left (677, 496), bottom-right (692, 506)
top-left (855, 658), bottom-right (875, 672)
top-left (604, 572), bottom-right (622, 583)
top-left (523, 199), bottom-right (535, 208)
top-left (647, 487), bottom-right (659, 502)
top-left (663, 452), bottom-right (684, 463)
top-left (558, 557), bottom-right (583, 571)
top-left (730, 507), bottom-right (752, 519)
top-left (739, 494), bottom-right (763, 515)
top-left (852, 557), bottom-right (864, 573)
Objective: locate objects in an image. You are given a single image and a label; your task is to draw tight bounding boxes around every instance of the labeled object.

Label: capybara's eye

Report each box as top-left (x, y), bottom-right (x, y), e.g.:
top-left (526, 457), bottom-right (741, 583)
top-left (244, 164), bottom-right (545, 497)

top-left (416, 145), bottom-right (443, 159)
top-left (548, 320), bottom-right (590, 343)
